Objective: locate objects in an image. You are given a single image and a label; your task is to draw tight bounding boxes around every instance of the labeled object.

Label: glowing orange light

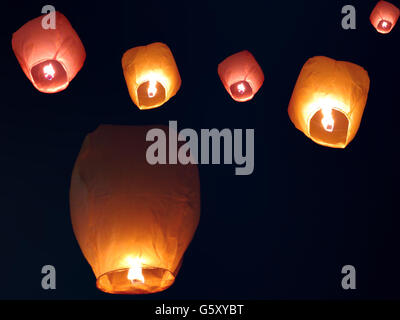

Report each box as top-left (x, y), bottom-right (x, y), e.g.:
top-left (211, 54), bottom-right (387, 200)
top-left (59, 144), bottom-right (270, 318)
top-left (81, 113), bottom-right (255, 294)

top-left (288, 56), bottom-right (370, 148)
top-left (147, 79), bottom-right (157, 98)
top-left (12, 12), bottom-right (86, 93)
top-left (370, 1), bottom-right (400, 34)
top-left (127, 259), bottom-right (145, 284)
top-left (43, 63), bottom-right (55, 80)
top-left (218, 50), bottom-right (264, 102)
top-left (122, 42), bottom-right (181, 110)
top-left (70, 125), bottom-right (200, 294)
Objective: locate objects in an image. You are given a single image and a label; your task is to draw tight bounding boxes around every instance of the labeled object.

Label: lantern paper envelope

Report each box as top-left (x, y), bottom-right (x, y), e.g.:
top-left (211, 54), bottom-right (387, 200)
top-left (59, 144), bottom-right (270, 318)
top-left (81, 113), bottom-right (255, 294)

top-left (370, 1), bottom-right (400, 34)
top-left (12, 11), bottom-right (86, 93)
top-left (288, 56), bottom-right (370, 148)
top-left (218, 50), bottom-right (264, 102)
top-left (70, 125), bottom-right (200, 294)
top-left (122, 42), bottom-right (181, 110)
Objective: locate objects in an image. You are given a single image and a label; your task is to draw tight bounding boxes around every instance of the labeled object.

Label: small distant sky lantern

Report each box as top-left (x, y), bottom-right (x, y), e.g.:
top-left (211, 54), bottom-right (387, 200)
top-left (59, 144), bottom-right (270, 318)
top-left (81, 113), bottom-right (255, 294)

top-left (218, 50), bottom-right (264, 102)
top-left (70, 125), bottom-right (200, 294)
top-left (122, 42), bottom-right (181, 110)
top-left (288, 56), bottom-right (370, 148)
top-left (370, 1), bottom-right (400, 34)
top-left (11, 12), bottom-right (86, 93)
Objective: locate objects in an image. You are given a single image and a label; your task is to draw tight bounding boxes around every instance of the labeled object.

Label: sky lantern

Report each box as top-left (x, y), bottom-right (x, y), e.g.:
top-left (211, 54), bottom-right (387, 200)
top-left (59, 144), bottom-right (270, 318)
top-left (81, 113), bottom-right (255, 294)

top-left (288, 56), bottom-right (370, 148)
top-left (122, 42), bottom-right (181, 110)
top-left (218, 50), bottom-right (264, 102)
top-left (11, 11), bottom-right (86, 93)
top-left (370, 1), bottom-right (400, 34)
top-left (70, 125), bottom-right (200, 294)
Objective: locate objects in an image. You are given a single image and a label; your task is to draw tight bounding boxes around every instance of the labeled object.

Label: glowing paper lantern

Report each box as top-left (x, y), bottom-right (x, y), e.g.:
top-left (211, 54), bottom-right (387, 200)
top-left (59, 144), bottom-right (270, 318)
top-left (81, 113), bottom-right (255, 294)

top-left (288, 56), bottom-right (370, 148)
top-left (218, 50), bottom-right (264, 102)
top-left (70, 125), bottom-right (200, 294)
top-left (122, 42), bottom-right (181, 110)
top-left (370, 1), bottom-right (400, 34)
top-left (11, 12), bottom-right (86, 93)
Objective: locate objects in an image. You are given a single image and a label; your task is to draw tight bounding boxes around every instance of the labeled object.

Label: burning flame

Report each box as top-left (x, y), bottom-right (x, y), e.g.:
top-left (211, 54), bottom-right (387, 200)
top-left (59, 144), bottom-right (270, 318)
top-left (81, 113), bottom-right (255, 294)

top-left (127, 259), bottom-right (145, 284)
top-left (378, 19), bottom-right (392, 31)
top-left (237, 83), bottom-right (246, 94)
top-left (147, 79), bottom-right (157, 98)
top-left (43, 63), bottom-right (55, 80)
top-left (321, 106), bottom-right (335, 132)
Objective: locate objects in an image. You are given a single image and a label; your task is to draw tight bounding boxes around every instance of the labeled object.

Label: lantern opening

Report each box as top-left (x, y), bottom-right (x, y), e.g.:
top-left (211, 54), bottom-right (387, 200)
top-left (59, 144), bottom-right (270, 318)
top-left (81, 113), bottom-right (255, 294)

top-left (30, 59), bottom-right (68, 93)
top-left (96, 265), bottom-right (175, 295)
top-left (137, 80), bottom-right (166, 108)
top-left (309, 108), bottom-right (349, 147)
top-left (378, 19), bottom-right (393, 32)
top-left (229, 81), bottom-right (253, 101)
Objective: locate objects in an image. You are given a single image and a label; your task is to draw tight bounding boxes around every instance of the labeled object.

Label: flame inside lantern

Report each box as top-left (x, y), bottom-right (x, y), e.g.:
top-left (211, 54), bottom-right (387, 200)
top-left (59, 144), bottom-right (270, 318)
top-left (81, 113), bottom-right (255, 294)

top-left (237, 83), bottom-right (246, 93)
top-left (126, 257), bottom-right (145, 284)
top-left (321, 106), bottom-right (335, 132)
top-left (147, 79), bottom-right (158, 98)
top-left (43, 63), bottom-right (55, 80)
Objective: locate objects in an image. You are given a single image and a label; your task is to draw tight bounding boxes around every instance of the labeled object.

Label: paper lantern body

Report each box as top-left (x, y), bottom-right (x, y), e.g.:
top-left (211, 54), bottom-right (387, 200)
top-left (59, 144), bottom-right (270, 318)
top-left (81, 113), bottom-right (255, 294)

top-left (70, 125), bottom-right (200, 294)
top-left (122, 42), bottom-right (181, 110)
top-left (288, 56), bottom-right (370, 148)
top-left (218, 50), bottom-right (264, 102)
top-left (370, 1), bottom-right (400, 34)
top-left (12, 12), bottom-right (86, 93)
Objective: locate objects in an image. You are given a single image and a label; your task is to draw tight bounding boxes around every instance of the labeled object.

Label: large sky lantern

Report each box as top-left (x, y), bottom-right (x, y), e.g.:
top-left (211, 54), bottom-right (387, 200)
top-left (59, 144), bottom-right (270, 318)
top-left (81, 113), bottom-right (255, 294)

top-left (122, 42), bottom-right (181, 110)
top-left (370, 1), bottom-right (400, 34)
top-left (288, 56), bottom-right (370, 149)
top-left (11, 11), bottom-right (86, 93)
top-left (70, 125), bottom-right (200, 294)
top-left (218, 50), bottom-right (264, 102)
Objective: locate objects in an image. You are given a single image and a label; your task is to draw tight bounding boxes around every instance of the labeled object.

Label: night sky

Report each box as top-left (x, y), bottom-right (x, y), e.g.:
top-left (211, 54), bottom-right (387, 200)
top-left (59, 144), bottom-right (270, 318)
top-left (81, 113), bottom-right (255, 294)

top-left (1, 0), bottom-right (400, 299)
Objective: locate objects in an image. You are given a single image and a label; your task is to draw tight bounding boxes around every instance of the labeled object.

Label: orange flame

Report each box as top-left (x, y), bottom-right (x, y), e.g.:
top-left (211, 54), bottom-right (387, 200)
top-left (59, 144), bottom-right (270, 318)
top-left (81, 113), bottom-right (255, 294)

top-left (321, 106), bottom-right (335, 132)
top-left (43, 63), bottom-right (55, 80)
top-left (148, 79), bottom-right (157, 98)
top-left (237, 83), bottom-right (246, 93)
top-left (127, 259), bottom-right (145, 283)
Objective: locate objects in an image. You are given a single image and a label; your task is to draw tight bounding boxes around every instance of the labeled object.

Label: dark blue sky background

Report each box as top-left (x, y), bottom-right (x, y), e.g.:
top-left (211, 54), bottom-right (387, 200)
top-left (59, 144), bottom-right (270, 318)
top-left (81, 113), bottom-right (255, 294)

top-left (0, 0), bottom-right (399, 299)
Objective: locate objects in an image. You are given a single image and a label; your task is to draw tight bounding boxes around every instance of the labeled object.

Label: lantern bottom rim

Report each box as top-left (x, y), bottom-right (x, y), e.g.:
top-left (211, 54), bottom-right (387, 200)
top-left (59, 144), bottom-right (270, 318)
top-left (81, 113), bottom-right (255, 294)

top-left (229, 80), bottom-right (254, 102)
top-left (96, 266), bottom-right (175, 295)
top-left (308, 107), bottom-right (350, 148)
top-left (30, 59), bottom-right (69, 94)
